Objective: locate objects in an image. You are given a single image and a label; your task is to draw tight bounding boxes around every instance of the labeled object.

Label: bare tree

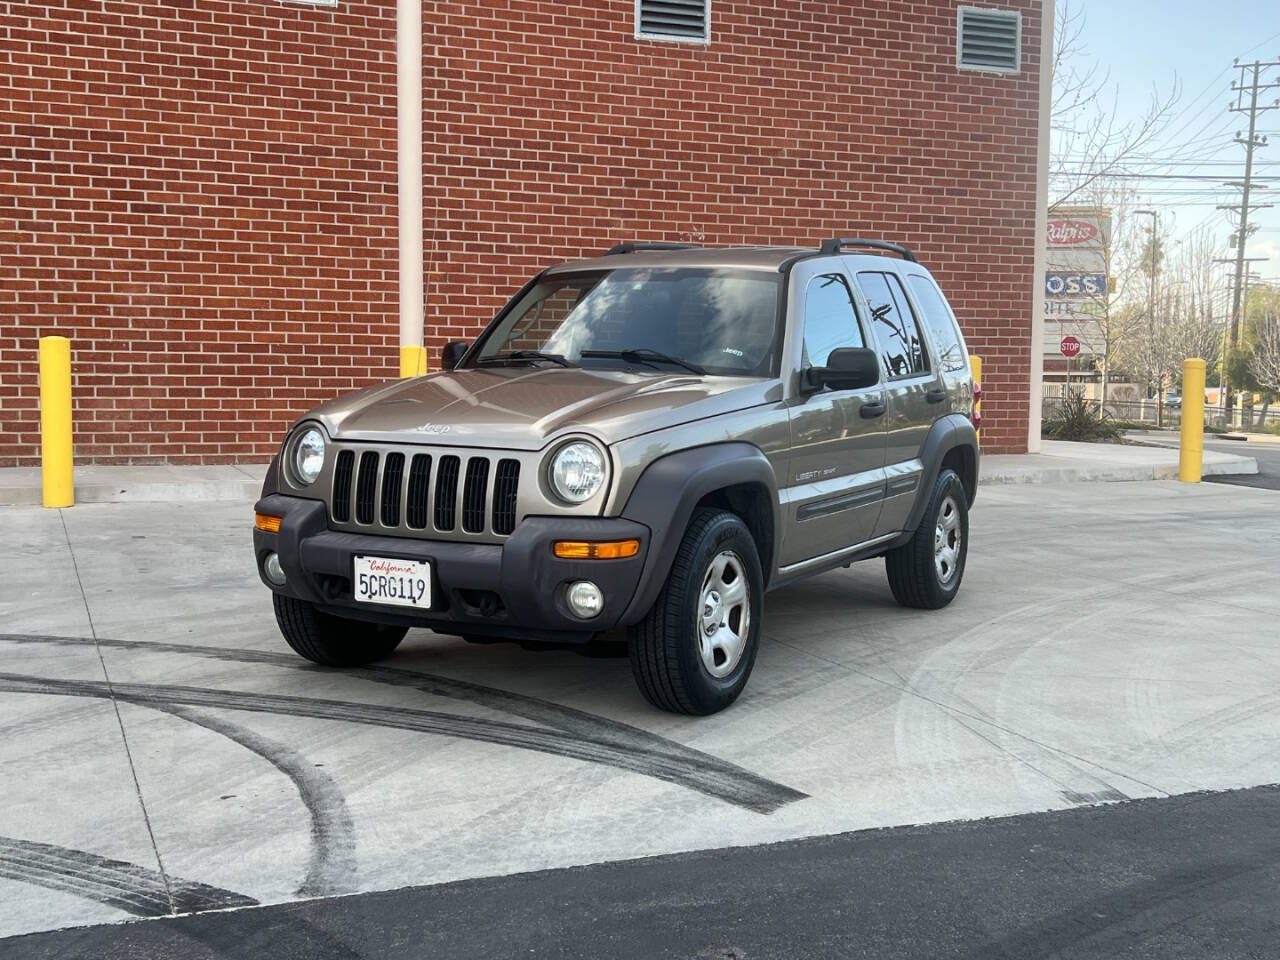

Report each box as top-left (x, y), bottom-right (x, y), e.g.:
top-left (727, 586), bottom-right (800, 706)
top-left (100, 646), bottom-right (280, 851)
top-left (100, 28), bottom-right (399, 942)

top-left (1069, 179), bottom-right (1147, 412)
top-left (1118, 221), bottom-right (1224, 424)
top-left (1250, 297), bottom-right (1280, 395)
top-left (1049, 1), bottom-right (1181, 212)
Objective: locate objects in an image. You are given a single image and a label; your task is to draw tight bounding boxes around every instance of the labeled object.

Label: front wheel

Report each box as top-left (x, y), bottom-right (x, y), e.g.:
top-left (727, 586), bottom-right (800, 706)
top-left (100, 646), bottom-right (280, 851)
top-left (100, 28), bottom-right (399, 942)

top-left (273, 594), bottom-right (407, 667)
top-left (884, 467), bottom-right (969, 609)
top-left (628, 509), bottom-right (764, 715)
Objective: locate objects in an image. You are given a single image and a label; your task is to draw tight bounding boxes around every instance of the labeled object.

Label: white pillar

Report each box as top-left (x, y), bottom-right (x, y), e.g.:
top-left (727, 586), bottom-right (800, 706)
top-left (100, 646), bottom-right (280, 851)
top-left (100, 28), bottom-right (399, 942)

top-left (1027, 0), bottom-right (1054, 452)
top-left (397, 0), bottom-right (425, 377)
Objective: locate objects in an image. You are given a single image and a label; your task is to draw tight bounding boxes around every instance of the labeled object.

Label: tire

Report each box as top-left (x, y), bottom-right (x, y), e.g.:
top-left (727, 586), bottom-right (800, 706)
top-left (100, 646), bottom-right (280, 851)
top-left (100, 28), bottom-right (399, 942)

top-left (273, 594), bottom-right (408, 667)
top-left (628, 509), bottom-right (764, 715)
top-left (885, 467), bottom-right (969, 610)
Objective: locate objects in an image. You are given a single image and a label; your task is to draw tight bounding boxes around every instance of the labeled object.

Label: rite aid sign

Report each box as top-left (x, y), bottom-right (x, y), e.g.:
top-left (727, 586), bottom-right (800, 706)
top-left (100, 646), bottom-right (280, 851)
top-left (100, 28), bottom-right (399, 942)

top-left (1047, 219), bottom-right (1100, 245)
top-left (1046, 272), bottom-right (1106, 297)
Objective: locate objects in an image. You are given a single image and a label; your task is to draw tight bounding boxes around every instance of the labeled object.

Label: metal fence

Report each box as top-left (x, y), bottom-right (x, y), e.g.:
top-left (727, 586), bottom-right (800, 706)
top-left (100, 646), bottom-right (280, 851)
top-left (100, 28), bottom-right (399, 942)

top-left (1041, 395), bottom-right (1280, 433)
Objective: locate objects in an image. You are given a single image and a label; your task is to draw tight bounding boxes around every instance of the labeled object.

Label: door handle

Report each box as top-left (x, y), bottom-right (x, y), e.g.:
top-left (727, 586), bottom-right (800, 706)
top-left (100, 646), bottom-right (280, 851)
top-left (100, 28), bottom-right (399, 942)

top-left (925, 388), bottom-right (946, 404)
top-left (860, 401), bottom-right (886, 419)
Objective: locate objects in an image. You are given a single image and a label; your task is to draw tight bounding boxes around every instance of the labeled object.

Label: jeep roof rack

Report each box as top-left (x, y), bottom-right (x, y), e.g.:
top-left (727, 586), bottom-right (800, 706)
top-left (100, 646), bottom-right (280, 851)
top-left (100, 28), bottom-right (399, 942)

top-left (818, 237), bottom-right (918, 262)
top-left (604, 241), bottom-right (702, 256)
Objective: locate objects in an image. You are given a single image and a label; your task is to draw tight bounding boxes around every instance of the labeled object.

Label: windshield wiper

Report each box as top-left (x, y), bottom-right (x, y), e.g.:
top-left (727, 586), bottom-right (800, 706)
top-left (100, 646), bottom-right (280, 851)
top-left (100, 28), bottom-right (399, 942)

top-left (476, 350), bottom-right (573, 367)
top-left (581, 348), bottom-right (706, 375)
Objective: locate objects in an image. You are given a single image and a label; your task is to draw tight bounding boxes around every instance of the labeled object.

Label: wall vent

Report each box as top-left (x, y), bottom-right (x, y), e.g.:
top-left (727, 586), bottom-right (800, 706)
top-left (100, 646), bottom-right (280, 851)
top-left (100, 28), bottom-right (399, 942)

top-left (957, 7), bottom-right (1021, 74)
top-left (636, 0), bottom-right (709, 43)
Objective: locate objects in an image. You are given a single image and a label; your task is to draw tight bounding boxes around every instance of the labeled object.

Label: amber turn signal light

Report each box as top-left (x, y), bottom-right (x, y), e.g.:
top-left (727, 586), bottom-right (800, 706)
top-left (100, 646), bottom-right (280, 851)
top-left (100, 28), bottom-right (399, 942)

top-left (553, 539), bottom-right (640, 560)
top-left (255, 513), bottom-right (282, 533)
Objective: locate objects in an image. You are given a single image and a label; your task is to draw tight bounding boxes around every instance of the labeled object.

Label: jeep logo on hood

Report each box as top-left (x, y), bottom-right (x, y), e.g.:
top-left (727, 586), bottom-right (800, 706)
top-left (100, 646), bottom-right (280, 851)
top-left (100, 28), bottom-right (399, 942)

top-left (413, 423), bottom-right (451, 435)
top-left (1047, 219), bottom-right (1099, 245)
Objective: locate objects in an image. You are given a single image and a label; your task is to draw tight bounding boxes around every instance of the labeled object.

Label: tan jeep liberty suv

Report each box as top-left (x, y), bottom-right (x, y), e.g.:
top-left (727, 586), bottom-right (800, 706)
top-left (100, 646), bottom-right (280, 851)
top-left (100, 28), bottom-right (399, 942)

top-left (253, 238), bottom-right (980, 715)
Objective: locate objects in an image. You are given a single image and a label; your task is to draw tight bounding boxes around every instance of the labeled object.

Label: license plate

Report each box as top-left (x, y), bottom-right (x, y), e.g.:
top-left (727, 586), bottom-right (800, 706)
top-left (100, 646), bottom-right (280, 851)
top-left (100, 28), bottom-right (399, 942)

top-left (353, 555), bottom-right (432, 609)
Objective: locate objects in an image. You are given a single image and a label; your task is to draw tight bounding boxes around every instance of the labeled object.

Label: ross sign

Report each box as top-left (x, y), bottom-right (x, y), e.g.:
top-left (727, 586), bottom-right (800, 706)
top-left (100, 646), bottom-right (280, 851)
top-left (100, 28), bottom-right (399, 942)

top-left (1060, 335), bottom-right (1081, 358)
top-left (1047, 219), bottom-right (1100, 245)
top-left (1045, 272), bottom-right (1107, 297)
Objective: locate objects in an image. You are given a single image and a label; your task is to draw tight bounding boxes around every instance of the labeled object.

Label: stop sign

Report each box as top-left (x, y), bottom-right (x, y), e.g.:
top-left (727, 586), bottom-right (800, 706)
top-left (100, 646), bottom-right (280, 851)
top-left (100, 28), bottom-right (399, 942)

top-left (1060, 335), bottom-right (1081, 358)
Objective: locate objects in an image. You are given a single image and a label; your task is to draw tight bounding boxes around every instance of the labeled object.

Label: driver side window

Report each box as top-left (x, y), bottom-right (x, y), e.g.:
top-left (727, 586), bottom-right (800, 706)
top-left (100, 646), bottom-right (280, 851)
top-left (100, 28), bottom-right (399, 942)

top-left (802, 273), bottom-right (865, 370)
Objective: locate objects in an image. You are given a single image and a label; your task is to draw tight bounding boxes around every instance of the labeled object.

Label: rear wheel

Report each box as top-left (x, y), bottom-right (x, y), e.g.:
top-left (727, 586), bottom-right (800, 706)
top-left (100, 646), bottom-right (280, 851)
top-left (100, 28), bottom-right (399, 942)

top-left (273, 594), bottom-right (407, 667)
top-left (628, 509), bottom-right (763, 715)
top-left (884, 467), bottom-right (969, 610)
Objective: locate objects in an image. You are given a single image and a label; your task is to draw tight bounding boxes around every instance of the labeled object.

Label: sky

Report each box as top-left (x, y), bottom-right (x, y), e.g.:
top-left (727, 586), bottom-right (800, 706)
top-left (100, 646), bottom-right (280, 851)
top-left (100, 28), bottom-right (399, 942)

top-left (1060, 0), bottom-right (1280, 291)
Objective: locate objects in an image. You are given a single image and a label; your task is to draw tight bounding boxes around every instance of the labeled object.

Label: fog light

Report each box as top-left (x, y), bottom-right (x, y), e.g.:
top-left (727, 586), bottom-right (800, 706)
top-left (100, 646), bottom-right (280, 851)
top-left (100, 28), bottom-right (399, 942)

top-left (263, 551), bottom-right (287, 586)
top-left (564, 580), bottom-right (603, 619)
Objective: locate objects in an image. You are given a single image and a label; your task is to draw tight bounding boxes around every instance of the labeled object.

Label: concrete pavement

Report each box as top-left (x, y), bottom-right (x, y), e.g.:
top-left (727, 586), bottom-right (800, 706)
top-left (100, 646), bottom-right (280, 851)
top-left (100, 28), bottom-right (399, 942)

top-left (2, 479), bottom-right (1279, 941)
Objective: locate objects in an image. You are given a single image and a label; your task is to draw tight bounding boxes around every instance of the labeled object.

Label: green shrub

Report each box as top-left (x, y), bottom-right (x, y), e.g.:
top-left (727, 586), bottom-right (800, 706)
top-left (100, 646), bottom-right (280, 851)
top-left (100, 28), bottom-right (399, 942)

top-left (1042, 391), bottom-right (1123, 442)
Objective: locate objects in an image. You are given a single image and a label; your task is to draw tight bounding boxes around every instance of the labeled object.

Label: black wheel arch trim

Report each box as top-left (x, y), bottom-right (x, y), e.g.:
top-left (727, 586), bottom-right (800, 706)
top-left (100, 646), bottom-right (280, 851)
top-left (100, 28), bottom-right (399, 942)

top-left (886, 414), bottom-right (978, 551)
top-left (261, 454), bottom-right (281, 500)
top-left (618, 442), bottom-right (779, 627)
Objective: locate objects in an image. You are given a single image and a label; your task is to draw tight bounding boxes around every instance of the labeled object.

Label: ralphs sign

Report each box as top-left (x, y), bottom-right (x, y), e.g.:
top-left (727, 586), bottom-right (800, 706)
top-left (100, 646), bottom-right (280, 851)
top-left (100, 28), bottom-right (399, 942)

top-left (1047, 219), bottom-right (1099, 245)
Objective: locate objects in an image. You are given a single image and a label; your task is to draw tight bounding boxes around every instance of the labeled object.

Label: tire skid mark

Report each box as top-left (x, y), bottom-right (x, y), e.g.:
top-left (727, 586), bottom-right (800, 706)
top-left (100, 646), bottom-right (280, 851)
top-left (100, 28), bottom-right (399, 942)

top-left (142, 703), bottom-right (357, 899)
top-left (894, 596), bottom-right (1162, 802)
top-left (0, 836), bottom-right (258, 917)
top-left (0, 672), bottom-right (805, 814)
top-left (0, 633), bottom-right (806, 813)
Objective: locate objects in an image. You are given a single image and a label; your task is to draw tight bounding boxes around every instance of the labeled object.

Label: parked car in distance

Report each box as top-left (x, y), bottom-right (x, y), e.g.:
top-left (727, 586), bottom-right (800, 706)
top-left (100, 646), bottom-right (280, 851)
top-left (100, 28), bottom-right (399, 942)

top-left (253, 238), bottom-right (980, 715)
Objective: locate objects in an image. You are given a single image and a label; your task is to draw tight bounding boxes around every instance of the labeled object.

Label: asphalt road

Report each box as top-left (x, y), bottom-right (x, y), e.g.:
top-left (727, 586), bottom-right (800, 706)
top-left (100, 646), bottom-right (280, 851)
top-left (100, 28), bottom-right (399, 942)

top-left (1203, 438), bottom-right (1280, 490)
top-left (7, 784), bottom-right (1279, 960)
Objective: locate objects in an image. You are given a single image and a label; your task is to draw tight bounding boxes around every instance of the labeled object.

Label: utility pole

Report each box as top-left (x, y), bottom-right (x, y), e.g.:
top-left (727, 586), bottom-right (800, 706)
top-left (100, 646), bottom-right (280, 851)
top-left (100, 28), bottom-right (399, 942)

top-left (1219, 57), bottom-right (1280, 416)
top-left (1213, 254), bottom-right (1269, 423)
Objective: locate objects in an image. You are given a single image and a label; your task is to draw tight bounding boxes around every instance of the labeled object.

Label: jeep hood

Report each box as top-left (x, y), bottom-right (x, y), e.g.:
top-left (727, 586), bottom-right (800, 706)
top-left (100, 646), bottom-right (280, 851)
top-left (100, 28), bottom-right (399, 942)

top-left (305, 366), bottom-right (780, 450)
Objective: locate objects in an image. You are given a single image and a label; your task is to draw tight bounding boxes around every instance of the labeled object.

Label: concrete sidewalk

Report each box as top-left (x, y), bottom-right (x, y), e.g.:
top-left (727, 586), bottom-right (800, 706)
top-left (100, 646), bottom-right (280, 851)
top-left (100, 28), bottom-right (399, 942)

top-left (980, 439), bottom-right (1258, 484)
top-left (0, 439), bottom-right (1258, 505)
top-left (0, 462), bottom-right (270, 506)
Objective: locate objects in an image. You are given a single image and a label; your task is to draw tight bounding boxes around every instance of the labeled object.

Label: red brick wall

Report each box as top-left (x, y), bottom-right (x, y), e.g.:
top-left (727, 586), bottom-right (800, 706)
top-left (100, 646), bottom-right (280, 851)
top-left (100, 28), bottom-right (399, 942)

top-left (1, 0), bottom-right (1041, 464)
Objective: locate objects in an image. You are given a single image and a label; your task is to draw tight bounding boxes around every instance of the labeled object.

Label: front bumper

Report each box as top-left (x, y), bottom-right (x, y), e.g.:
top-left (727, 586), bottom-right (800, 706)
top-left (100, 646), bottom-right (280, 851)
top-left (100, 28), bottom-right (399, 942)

top-left (252, 494), bottom-right (650, 642)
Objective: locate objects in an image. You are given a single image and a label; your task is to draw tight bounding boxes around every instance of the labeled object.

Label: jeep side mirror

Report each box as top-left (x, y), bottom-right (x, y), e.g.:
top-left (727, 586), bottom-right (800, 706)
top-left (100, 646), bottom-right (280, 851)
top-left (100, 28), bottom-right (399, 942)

top-left (441, 340), bottom-right (469, 371)
top-left (801, 347), bottom-right (881, 393)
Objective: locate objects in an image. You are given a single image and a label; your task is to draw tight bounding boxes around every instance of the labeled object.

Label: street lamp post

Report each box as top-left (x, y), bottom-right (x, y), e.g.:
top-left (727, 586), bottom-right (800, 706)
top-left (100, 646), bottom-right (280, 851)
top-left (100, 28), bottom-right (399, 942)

top-left (1135, 209), bottom-right (1159, 426)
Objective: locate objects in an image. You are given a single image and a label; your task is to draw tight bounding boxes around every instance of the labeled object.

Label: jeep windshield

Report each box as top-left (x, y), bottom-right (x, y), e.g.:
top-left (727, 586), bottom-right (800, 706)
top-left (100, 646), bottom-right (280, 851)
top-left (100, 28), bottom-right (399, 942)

top-left (472, 268), bottom-right (783, 377)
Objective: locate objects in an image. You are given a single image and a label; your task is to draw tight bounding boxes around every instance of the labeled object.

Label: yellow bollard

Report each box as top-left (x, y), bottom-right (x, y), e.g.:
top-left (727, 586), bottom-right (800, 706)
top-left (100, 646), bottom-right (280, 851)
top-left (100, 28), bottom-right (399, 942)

top-left (399, 343), bottom-right (428, 378)
top-left (969, 354), bottom-right (982, 442)
top-left (39, 336), bottom-right (74, 508)
top-left (1179, 357), bottom-right (1206, 484)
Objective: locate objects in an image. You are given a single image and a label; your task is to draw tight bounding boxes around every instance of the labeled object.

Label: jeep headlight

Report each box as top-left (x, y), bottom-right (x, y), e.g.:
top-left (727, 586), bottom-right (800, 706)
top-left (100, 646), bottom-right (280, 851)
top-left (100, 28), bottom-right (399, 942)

top-left (549, 441), bottom-right (605, 504)
top-left (291, 426), bottom-right (326, 486)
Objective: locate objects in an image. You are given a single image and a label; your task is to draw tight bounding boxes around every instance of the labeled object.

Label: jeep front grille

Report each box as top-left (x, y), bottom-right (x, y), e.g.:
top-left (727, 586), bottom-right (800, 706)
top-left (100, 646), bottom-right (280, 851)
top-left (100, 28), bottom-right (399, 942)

top-left (355, 450), bottom-right (378, 524)
top-left (310, 439), bottom-right (602, 543)
top-left (327, 446), bottom-right (527, 540)
top-left (380, 452), bottom-right (405, 527)
top-left (332, 450), bottom-right (355, 523)
top-left (492, 459), bottom-right (520, 535)
top-left (434, 455), bottom-right (460, 531)
top-left (405, 454), bottom-right (431, 529)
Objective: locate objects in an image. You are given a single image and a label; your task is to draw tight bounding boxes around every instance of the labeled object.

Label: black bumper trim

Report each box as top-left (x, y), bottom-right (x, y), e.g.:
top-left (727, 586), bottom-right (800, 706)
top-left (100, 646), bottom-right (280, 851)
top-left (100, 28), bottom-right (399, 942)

top-left (253, 494), bottom-right (651, 639)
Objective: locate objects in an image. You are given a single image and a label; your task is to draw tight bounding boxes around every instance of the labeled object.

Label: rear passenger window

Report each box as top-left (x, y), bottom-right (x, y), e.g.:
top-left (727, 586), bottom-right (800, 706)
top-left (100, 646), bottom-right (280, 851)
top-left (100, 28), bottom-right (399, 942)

top-left (802, 273), bottom-right (865, 369)
top-left (856, 272), bottom-right (929, 378)
top-left (907, 275), bottom-right (968, 373)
